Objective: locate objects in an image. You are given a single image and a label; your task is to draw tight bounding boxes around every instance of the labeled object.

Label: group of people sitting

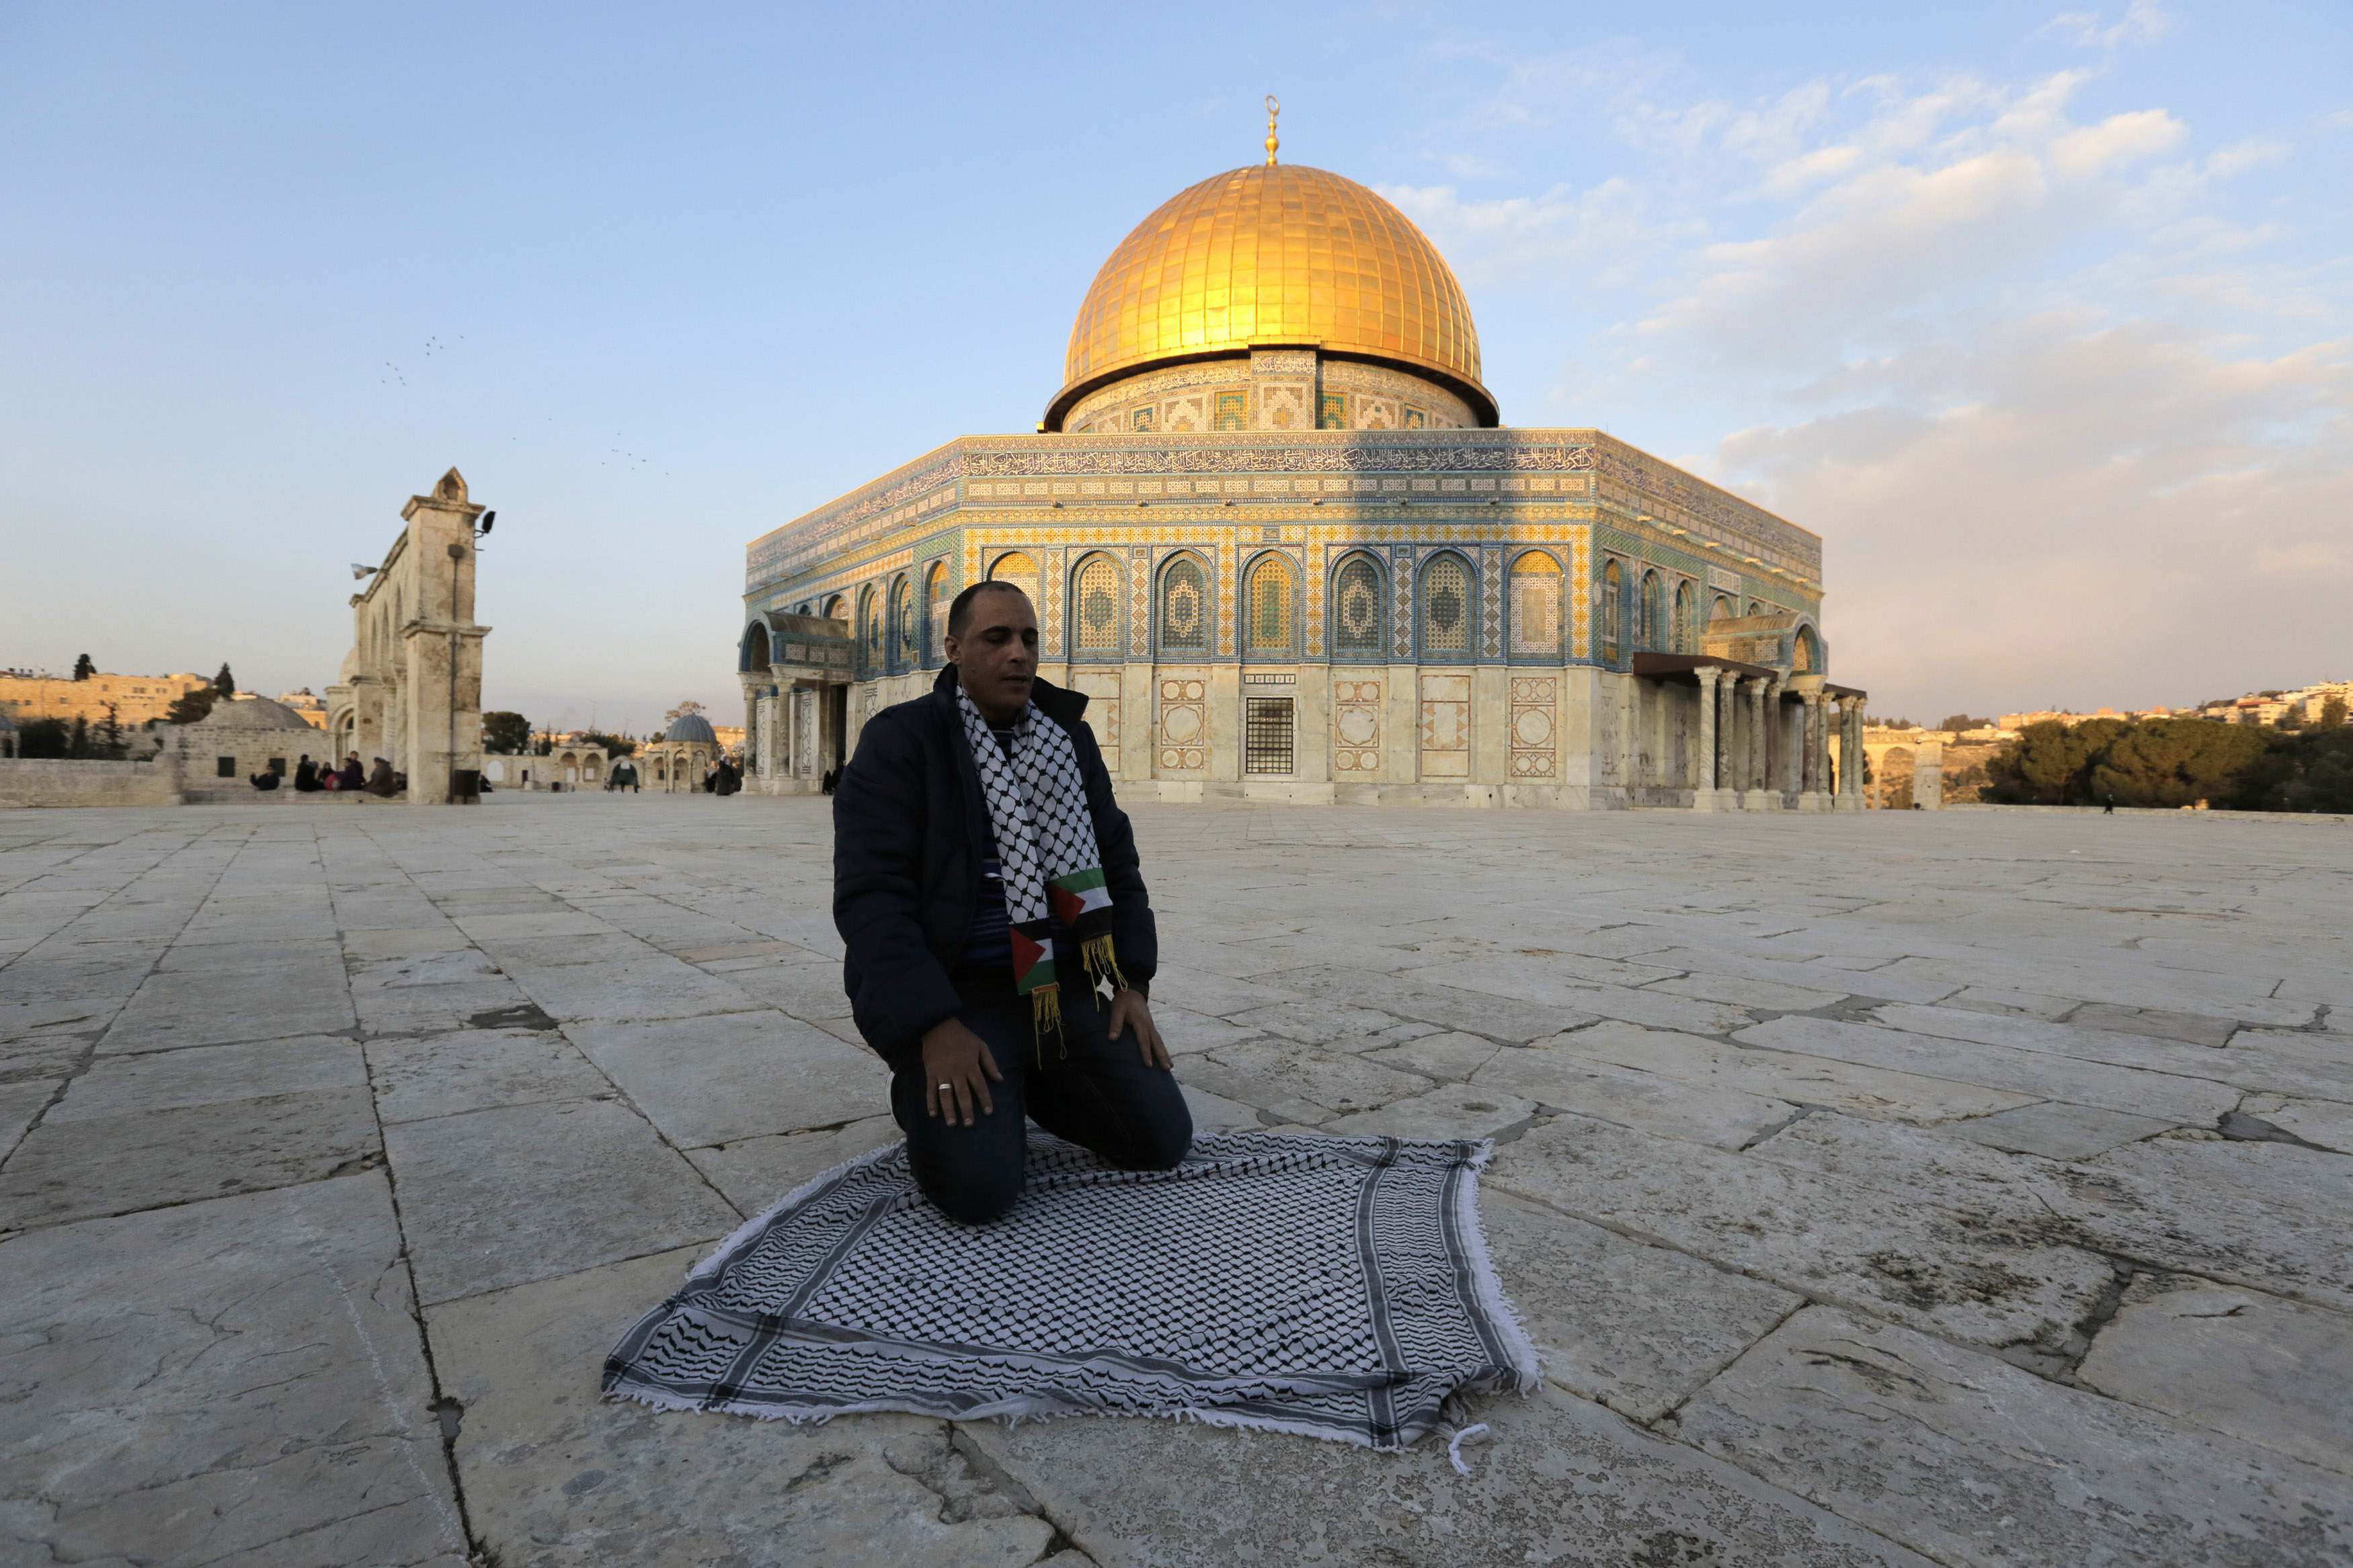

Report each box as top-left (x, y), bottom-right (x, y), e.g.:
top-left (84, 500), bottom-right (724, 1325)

top-left (248, 753), bottom-right (401, 796)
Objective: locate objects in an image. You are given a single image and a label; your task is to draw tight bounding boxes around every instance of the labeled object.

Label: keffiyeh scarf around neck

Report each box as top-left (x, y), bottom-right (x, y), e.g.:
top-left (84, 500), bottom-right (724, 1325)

top-left (956, 686), bottom-right (1125, 1053)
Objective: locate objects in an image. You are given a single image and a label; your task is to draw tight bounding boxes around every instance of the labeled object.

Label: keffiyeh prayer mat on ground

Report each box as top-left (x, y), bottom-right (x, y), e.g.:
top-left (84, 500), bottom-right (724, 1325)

top-left (602, 1130), bottom-right (1541, 1451)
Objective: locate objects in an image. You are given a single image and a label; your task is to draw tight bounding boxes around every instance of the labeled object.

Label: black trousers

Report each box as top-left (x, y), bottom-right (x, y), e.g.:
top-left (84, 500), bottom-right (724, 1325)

top-left (889, 989), bottom-right (1193, 1224)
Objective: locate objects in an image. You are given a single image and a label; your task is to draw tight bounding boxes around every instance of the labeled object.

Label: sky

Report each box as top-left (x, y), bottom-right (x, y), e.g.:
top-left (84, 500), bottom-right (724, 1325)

top-left (4, 0), bottom-right (2347, 730)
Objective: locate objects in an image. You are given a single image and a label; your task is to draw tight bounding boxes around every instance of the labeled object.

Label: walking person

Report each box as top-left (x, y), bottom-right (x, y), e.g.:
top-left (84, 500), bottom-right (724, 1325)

top-left (832, 579), bottom-right (1189, 1224)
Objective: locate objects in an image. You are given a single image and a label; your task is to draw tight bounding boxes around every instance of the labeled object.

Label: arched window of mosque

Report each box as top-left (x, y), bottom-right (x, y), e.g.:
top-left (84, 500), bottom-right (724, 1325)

top-left (1158, 556), bottom-right (1210, 655)
top-left (1793, 626), bottom-right (1819, 674)
top-left (742, 621), bottom-right (770, 673)
top-left (1245, 554), bottom-right (1295, 655)
top-left (1711, 594), bottom-right (1734, 626)
top-left (1636, 571), bottom-right (1663, 652)
top-left (923, 563), bottom-right (950, 661)
top-left (1508, 552), bottom-right (1562, 658)
top-left (1073, 555), bottom-right (1122, 654)
top-left (1747, 599), bottom-right (1763, 618)
top-left (1421, 554), bottom-right (1472, 657)
top-left (1673, 581), bottom-right (1696, 653)
top-left (858, 588), bottom-right (880, 673)
top-left (988, 550), bottom-right (1040, 612)
top-left (824, 594), bottom-right (848, 627)
top-left (891, 576), bottom-right (916, 671)
top-left (1600, 559), bottom-right (1624, 663)
top-left (1331, 554), bottom-right (1385, 657)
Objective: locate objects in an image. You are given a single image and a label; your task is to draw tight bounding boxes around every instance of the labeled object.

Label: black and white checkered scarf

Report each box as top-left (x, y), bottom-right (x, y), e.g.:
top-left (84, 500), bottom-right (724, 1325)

top-left (955, 686), bottom-right (1123, 1044)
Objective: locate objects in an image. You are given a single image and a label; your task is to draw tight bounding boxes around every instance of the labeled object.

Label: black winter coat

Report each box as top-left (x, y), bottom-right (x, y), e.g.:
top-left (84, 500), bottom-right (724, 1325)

top-left (832, 666), bottom-right (1156, 1061)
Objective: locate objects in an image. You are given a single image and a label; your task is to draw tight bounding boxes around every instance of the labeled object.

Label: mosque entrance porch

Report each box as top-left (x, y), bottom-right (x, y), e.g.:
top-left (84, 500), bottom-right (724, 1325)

top-left (740, 610), bottom-right (856, 796)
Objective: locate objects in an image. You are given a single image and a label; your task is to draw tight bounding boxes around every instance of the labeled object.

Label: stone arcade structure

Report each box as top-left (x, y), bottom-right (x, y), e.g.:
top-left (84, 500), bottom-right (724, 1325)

top-left (636, 710), bottom-right (725, 793)
top-left (737, 145), bottom-right (1868, 809)
top-left (325, 469), bottom-right (491, 805)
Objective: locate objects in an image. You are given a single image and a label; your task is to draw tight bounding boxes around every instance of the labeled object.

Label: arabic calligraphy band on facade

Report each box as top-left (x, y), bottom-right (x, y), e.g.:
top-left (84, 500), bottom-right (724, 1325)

top-left (737, 149), bottom-right (1869, 811)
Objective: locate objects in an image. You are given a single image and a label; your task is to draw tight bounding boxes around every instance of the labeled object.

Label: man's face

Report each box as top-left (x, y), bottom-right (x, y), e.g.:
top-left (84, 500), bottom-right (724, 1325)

top-left (947, 587), bottom-right (1039, 722)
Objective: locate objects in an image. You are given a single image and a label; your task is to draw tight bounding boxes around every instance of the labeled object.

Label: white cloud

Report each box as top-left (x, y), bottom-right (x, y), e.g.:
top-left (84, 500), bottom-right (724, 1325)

top-left (1637, 81), bottom-right (2192, 357)
top-left (1380, 177), bottom-right (1693, 286)
top-left (2043, 1), bottom-right (2173, 51)
top-left (2048, 108), bottom-right (2184, 178)
top-left (1708, 318), bottom-right (2353, 713)
top-left (1414, 34), bottom-right (2338, 714)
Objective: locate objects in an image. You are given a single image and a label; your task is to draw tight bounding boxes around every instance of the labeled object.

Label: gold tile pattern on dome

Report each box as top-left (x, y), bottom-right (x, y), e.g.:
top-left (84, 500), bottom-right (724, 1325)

top-left (1057, 164), bottom-right (1490, 423)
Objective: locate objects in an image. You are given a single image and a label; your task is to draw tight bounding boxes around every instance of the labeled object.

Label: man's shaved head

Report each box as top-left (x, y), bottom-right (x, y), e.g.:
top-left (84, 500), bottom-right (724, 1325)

top-left (947, 579), bottom-right (1028, 640)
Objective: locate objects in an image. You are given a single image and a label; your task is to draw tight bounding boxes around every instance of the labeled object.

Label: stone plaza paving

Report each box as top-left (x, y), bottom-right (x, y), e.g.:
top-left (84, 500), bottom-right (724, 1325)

top-left (1, 795), bottom-right (2348, 1566)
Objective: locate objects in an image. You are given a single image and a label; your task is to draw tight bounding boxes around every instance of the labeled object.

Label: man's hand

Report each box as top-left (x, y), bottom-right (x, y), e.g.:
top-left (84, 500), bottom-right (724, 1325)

top-left (920, 1018), bottom-right (1002, 1126)
top-left (1107, 989), bottom-right (1171, 1070)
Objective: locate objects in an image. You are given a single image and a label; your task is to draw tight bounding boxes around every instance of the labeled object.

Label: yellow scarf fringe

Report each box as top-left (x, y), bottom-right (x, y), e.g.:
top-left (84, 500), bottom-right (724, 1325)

top-left (1032, 936), bottom-right (1125, 1068)
top-left (1031, 982), bottom-right (1064, 1067)
top-left (1080, 933), bottom-right (1128, 996)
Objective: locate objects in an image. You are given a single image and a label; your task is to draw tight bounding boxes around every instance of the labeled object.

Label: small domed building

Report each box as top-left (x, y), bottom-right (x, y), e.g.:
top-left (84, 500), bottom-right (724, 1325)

top-left (637, 710), bottom-right (722, 793)
top-left (173, 695), bottom-right (330, 802)
top-left (737, 124), bottom-right (1867, 810)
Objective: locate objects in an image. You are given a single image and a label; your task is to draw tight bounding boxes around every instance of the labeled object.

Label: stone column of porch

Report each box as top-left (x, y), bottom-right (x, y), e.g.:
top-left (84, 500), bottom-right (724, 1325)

top-left (1764, 677), bottom-right (1788, 807)
top-left (1743, 677), bottom-right (1769, 809)
top-left (1797, 692), bottom-right (1826, 811)
top-left (1717, 667), bottom-right (1739, 805)
top-left (1693, 667), bottom-right (1721, 811)
top-left (1837, 698), bottom-right (1865, 811)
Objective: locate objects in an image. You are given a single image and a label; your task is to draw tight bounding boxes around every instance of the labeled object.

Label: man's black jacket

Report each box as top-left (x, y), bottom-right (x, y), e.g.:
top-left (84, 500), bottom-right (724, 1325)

top-left (832, 665), bottom-right (1156, 1060)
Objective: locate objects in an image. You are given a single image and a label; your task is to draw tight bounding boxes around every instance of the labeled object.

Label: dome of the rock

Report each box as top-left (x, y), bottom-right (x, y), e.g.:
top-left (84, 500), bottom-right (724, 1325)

top-left (1047, 162), bottom-right (1494, 430)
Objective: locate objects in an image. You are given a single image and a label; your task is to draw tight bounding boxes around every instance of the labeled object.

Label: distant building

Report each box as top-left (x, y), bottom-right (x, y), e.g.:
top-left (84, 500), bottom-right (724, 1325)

top-left (274, 689), bottom-right (328, 729)
top-left (0, 669), bottom-right (211, 728)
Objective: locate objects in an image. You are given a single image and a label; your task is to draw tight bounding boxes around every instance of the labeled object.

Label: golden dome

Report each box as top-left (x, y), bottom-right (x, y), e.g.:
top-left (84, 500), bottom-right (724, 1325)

top-left (1047, 163), bottom-right (1496, 430)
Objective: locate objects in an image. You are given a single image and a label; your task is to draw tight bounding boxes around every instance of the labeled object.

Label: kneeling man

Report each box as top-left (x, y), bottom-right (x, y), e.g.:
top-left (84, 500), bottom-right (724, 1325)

top-left (834, 579), bottom-right (1191, 1222)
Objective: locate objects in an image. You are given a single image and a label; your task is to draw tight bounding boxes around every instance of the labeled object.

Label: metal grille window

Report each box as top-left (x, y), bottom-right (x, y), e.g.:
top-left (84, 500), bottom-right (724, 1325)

top-left (924, 565), bottom-right (949, 660)
top-left (1332, 554), bottom-right (1384, 655)
top-left (891, 577), bottom-right (916, 669)
top-left (1508, 552), bottom-right (1562, 657)
top-left (988, 551), bottom-right (1039, 608)
top-left (1599, 559), bottom-right (1623, 663)
top-left (1159, 557), bottom-right (1209, 653)
top-left (1074, 555), bottom-right (1121, 653)
top-left (1245, 697), bottom-right (1295, 775)
top-left (1421, 555), bottom-right (1471, 656)
top-left (1245, 555), bottom-right (1294, 653)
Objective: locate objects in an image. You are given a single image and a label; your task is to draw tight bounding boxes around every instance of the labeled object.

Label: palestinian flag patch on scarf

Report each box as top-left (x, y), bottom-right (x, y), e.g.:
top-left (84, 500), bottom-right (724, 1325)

top-left (956, 687), bottom-right (1125, 1055)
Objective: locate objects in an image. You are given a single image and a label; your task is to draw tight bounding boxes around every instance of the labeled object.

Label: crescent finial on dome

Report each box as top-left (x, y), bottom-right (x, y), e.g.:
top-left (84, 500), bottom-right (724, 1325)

top-left (1265, 95), bottom-right (1280, 166)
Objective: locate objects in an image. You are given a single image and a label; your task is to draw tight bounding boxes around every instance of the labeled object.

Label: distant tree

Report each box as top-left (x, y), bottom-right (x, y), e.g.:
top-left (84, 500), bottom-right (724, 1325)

top-left (17, 718), bottom-right (71, 758)
top-left (99, 704), bottom-right (124, 759)
top-left (2278, 708), bottom-right (2307, 731)
top-left (67, 716), bottom-right (90, 759)
top-left (1982, 718), bottom-right (2129, 805)
top-left (1937, 714), bottom-right (1993, 733)
top-left (72, 653), bottom-right (95, 681)
top-left (1872, 715), bottom-right (1917, 731)
top-left (2247, 729), bottom-right (2353, 813)
top-left (2323, 696), bottom-right (2349, 731)
top-left (212, 663), bottom-right (235, 697)
top-left (481, 711), bottom-right (532, 755)
top-left (163, 686), bottom-right (220, 724)
top-left (2089, 719), bottom-right (2271, 810)
top-left (576, 729), bottom-right (637, 758)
